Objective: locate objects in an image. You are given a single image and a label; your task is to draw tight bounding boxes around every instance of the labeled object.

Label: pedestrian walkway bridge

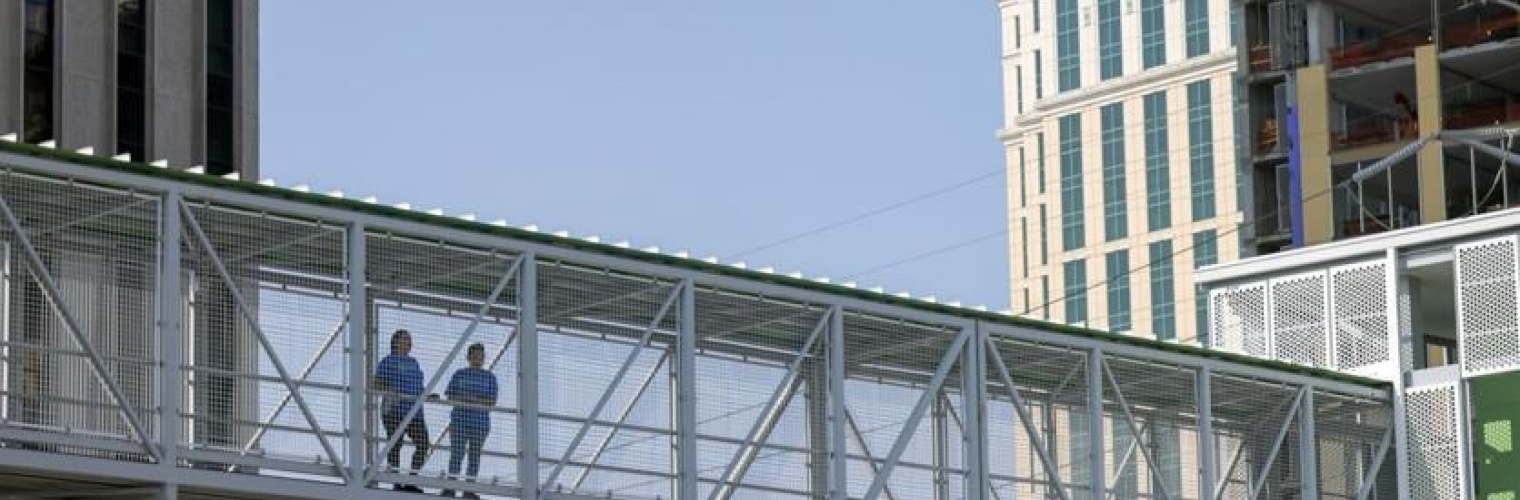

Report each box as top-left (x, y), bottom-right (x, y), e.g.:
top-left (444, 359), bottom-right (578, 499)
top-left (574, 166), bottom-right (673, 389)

top-left (0, 142), bottom-right (1392, 500)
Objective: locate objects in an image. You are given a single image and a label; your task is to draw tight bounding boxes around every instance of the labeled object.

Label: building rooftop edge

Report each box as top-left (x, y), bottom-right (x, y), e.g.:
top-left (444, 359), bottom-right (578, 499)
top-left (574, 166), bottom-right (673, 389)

top-left (0, 141), bottom-right (1387, 389)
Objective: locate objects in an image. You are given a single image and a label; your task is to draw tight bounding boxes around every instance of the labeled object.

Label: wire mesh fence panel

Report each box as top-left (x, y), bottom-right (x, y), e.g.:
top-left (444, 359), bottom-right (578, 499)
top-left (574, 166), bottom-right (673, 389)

top-left (1269, 271), bottom-right (1330, 369)
top-left (840, 311), bottom-right (961, 500)
top-left (0, 171), bottom-right (159, 461)
top-left (1209, 283), bottom-right (1270, 359)
top-left (365, 232), bottom-right (521, 493)
top-left (1313, 390), bottom-right (1396, 500)
top-left (179, 198), bottom-right (348, 479)
top-left (691, 286), bottom-right (827, 500)
top-left (1102, 355), bottom-right (1201, 500)
top-left (1209, 374), bottom-right (1302, 500)
top-left (536, 258), bottom-right (680, 500)
top-left (985, 336), bottom-right (1091, 500)
top-left (1328, 261), bottom-right (1390, 377)
top-left (1454, 235), bottom-right (1520, 377)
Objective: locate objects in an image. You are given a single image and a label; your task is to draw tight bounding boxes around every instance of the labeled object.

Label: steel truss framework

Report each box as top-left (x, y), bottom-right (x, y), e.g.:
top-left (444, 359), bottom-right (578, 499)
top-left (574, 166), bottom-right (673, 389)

top-left (0, 149), bottom-right (1391, 500)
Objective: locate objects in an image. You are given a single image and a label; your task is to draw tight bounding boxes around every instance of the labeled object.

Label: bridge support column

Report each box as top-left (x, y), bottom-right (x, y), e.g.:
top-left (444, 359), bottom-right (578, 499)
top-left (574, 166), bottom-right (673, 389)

top-left (159, 191), bottom-right (182, 471)
top-left (345, 222), bottom-right (367, 489)
top-left (518, 254), bottom-right (538, 500)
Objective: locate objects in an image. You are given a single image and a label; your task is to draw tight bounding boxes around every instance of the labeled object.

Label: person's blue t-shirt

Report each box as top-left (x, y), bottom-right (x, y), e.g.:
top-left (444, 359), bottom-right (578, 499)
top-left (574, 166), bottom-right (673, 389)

top-left (445, 367), bottom-right (498, 432)
top-left (375, 354), bottom-right (425, 415)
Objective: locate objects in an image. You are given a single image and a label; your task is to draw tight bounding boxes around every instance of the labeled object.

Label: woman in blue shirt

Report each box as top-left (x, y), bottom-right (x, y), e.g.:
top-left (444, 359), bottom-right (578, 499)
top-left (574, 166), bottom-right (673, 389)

top-left (440, 343), bottom-right (498, 498)
top-left (374, 329), bottom-right (430, 493)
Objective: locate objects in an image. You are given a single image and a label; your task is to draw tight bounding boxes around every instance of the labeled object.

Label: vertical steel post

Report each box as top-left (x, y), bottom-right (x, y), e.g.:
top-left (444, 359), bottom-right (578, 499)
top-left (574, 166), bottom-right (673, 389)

top-left (1088, 349), bottom-right (1105, 500)
top-left (518, 254), bottom-right (539, 500)
top-left (961, 323), bottom-right (987, 500)
top-left (828, 306), bottom-right (847, 500)
top-left (1298, 387), bottom-right (1318, 500)
top-left (345, 222), bottom-right (367, 488)
top-left (158, 191), bottom-right (182, 470)
top-left (1384, 248), bottom-right (1411, 500)
top-left (1198, 366), bottom-right (1216, 500)
top-left (675, 279), bottom-right (698, 500)
top-left (932, 396), bottom-right (949, 500)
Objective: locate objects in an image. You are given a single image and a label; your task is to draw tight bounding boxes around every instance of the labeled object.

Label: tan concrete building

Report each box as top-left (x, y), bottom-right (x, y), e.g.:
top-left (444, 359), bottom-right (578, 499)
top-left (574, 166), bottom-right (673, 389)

top-left (1000, 0), bottom-right (1243, 344)
top-left (0, 0), bottom-right (258, 177)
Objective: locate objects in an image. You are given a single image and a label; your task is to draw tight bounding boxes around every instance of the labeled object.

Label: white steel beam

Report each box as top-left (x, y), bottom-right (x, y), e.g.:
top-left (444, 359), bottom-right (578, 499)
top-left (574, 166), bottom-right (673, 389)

top-left (345, 222), bottom-right (368, 490)
top-left (1089, 350), bottom-right (1106, 500)
top-left (541, 282), bottom-right (682, 487)
top-left (861, 329), bottom-right (970, 500)
top-left (1298, 388), bottom-right (1317, 500)
top-left (709, 310), bottom-right (829, 500)
top-left (1384, 248), bottom-right (1411, 500)
top-left (0, 191), bottom-right (158, 461)
top-left (962, 324), bottom-right (988, 500)
top-left (518, 254), bottom-right (540, 500)
top-left (179, 200), bottom-right (345, 476)
top-left (1198, 366), bottom-right (1216, 500)
top-left (158, 191), bottom-right (182, 469)
top-left (827, 306), bottom-right (847, 500)
top-left (675, 279), bottom-right (699, 500)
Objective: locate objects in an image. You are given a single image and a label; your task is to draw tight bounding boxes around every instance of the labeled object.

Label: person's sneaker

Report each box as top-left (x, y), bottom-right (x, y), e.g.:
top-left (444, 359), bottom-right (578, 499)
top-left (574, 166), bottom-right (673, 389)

top-left (461, 493), bottom-right (481, 500)
top-left (394, 484), bottom-right (425, 493)
top-left (438, 490), bottom-right (455, 497)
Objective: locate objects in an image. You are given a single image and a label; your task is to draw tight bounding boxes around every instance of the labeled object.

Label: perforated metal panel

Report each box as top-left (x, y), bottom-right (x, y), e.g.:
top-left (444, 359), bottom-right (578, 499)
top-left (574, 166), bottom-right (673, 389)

top-left (1454, 236), bottom-right (1520, 377)
top-left (1329, 261), bottom-right (1390, 377)
top-left (1270, 271), bottom-right (1331, 369)
top-left (1404, 384), bottom-right (1465, 500)
top-left (1209, 282), bottom-right (1270, 358)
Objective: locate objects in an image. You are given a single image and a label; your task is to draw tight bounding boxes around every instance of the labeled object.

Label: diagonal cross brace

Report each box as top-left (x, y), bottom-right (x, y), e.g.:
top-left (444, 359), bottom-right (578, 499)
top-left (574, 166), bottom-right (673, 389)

top-left (861, 329), bottom-right (970, 500)
top-left (1355, 427), bottom-right (1393, 500)
top-left (364, 253), bottom-right (524, 483)
top-left (0, 193), bottom-right (159, 461)
top-left (984, 337), bottom-right (1074, 500)
top-left (1100, 357), bottom-right (1176, 500)
top-left (846, 409), bottom-right (899, 500)
top-left (234, 316), bottom-right (348, 465)
top-left (541, 281), bottom-right (684, 488)
top-left (1210, 386), bottom-right (1303, 500)
top-left (708, 309), bottom-right (831, 500)
top-left (568, 352), bottom-right (669, 492)
top-left (179, 200), bottom-right (347, 476)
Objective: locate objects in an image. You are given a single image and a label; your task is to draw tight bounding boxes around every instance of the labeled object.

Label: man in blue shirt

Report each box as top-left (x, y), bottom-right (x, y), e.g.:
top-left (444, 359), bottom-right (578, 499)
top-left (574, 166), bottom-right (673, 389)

top-left (374, 329), bottom-right (430, 493)
top-left (440, 343), bottom-right (498, 498)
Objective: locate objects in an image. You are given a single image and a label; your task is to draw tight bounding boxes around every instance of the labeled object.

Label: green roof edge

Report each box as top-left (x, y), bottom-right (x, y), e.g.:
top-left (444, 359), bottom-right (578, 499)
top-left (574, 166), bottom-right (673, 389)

top-left (0, 141), bottom-right (1387, 389)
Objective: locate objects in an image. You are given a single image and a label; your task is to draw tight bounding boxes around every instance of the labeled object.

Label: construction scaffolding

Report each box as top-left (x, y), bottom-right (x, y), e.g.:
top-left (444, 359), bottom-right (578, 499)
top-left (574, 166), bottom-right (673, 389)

top-left (0, 143), bottom-right (1391, 500)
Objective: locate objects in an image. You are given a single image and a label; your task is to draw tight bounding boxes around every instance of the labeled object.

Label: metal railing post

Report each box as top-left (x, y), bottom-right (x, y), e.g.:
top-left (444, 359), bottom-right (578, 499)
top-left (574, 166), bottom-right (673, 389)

top-left (159, 191), bottom-right (182, 470)
top-left (346, 222), bottom-right (368, 488)
top-left (518, 253), bottom-right (539, 500)
top-left (675, 279), bottom-right (698, 500)
top-left (828, 306), bottom-right (847, 500)
top-left (1088, 349), bottom-right (1105, 500)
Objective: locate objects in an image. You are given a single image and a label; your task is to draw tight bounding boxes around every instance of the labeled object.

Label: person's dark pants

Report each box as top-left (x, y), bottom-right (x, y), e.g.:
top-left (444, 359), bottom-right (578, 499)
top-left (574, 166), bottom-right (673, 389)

top-left (382, 410), bottom-right (430, 472)
top-left (448, 425), bottom-right (488, 480)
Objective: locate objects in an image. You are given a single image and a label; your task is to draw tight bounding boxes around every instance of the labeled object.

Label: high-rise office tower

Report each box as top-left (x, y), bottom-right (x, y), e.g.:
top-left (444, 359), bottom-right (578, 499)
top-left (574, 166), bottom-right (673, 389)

top-left (1001, 0), bottom-right (1243, 345)
top-left (0, 0), bottom-right (258, 176)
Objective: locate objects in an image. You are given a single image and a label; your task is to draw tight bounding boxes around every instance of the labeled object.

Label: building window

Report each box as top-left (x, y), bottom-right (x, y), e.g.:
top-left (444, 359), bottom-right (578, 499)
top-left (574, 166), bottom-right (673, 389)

top-left (1193, 230), bottom-right (1219, 345)
top-left (1021, 217), bottom-right (1030, 278)
top-left (1041, 276), bottom-right (1051, 320)
top-left (1039, 204), bottom-right (1049, 265)
top-left (1101, 103), bottom-right (1127, 241)
top-left (1152, 423), bottom-right (1183, 495)
top-left (23, 0), bottom-right (55, 144)
top-left (207, 0), bottom-right (237, 175)
top-left (1185, 0), bottom-right (1210, 57)
top-left (1024, 288), bottom-right (1032, 315)
top-left (1188, 81), bottom-right (1216, 221)
top-left (1019, 146), bottom-right (1028, 207)
top-left (1015, 16), bottom-right (1023, 49)
top-left (117, 0), bottom-right (148, 161)
top-left (1150, 240), bottom-right (1176, 340)
top-left (1141, 0), bottom-right (1166, 69)
top-left (1098, 0), bottom-right (1122, 80)
top-left (1059, 114), bottom-right (1085, 251)
top-left (1034, 50), bottom-right (1045, 99)
top-left (1016, 66), bottom-right (1025, 114)
top-left (1063, 259), bottom-right (1088, 325)
top-left (1037, 132), bottom-right (1047, 194)
top-left (1106, 250), bottom-right (1132, 332)
top-left (1144, 91), bottom-right (1171, 231)
top-left (1033, 0), bottom-right (1041, 32)
top-left (1055, 0), bottom-right (1080, 91)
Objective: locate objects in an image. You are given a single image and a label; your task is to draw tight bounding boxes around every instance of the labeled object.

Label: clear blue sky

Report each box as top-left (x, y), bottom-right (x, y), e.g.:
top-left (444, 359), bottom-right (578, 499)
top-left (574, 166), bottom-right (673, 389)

top-left (261, 1), bottom-right (1010, 309)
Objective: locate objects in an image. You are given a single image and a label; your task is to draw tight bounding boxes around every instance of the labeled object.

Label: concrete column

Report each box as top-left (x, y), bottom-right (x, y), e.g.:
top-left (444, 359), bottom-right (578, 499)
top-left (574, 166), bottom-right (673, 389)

top-left (0, 0), bottom-right (21, 135)
top-left (1415, 45), bottom-right (1447, 224)
top-left (1295, 65), bottom-right (1335, 245)
top-left (57, 0), bottom-right (113, 152)
top-left (234, 0), bottom-right (258, 178)
top-left (148, 0), bottom-right (200, 167)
